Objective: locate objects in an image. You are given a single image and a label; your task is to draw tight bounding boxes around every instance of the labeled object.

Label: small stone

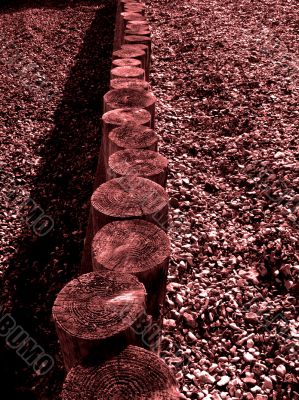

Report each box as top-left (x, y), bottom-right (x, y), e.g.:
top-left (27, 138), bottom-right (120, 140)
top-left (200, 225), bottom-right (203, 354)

top-left (195, 371), bottom-right (216, 384)
top-left (182, 312), bottom-right (197, 328)
top-left (262, 377), bottom-right (272, 390)
top-left (276, 364), bottom-right (286, 377)
top-left (245, 312), bottom-right (259, 323)
top-left (256, 395), bottom-right (268, 400)
top-left (163, 318), bottom-right (176, 330)
top-left (217, 375), bottom-right (230, 387)
top-left (243, 352), bottom-right (255, 362)
top-left (242, 376), bottom-right (257, 385)
top-left (246, 338), bottom-right (254, 348)
top-left (251, 385), bottom-right (261, 394)
top-left (176, 293), bottom-right (184, 306)
top-left (187, 331), bottom-right (197, 342)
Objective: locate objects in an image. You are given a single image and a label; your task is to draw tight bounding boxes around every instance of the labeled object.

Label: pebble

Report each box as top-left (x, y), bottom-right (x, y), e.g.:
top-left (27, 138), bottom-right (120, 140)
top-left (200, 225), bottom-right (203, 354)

top-left (195, 371), bottom-right (216, 384)
top-left (217, 375), bottom-right (230, 387)
top-left (187, 331), bottom-right (197, 342)
top-left (262, 377), bottom-right (273, 390)
top-left (276, 364), bottom-right (286, 377)
top-left (182, 312), bottom-right (197, 328)
top-left (251, 385), bottom-right (262, 394)
top-left (243, 352), bottom-right (255, 362)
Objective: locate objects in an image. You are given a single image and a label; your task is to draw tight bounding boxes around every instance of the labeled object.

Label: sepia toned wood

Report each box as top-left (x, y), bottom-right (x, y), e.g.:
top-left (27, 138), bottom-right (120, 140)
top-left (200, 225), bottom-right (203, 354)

top-left (92, 219), bottom-right (170, 325)
top-left (124, 3), bottom-right (145, 15)
top-left (61, 345), bottom-right (181, 400)
top-left (111, 66), bottom-right (145, 80)
top-left (108, 123), bottom-right (157, 157)
top-left (123, 38), bottom-right (151, 79)
top-left (110, 77), bottom-right (150, 91)
top-left (107, 149), bottom-right (168, 187)
top-left (112, 48), bottom-right (146, 69)
top-left (52, 272), bottom-right (146, 371)
top-left (121, 43), bottom-right (149, 78)
top-left (125, 24), bottom-right (150, 37)
top-left (94, 107), bottom-right (151, 188)
top-left (112, 58), bottom-right (142, 68)
top-left (91, 176), bottom-right (169, 234)
top-left (103, 88), bottom-right (156, 128)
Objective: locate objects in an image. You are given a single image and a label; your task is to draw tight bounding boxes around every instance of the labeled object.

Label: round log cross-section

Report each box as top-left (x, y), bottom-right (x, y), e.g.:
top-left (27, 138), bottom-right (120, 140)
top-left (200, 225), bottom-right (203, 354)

top-left (91, 176), bottom-right (169, 233)
top-left (112, 48), bottom-right (146, 69)
top-left (111, 66), bottom-right (145, 80)
top-left (108, 123), bottom-right (158, 156)
top-left (121, 43), bottom-right (150, 78)
top-left (125, 26), bottom-right (151, 37)
top-left (61, 345), bottom-right (181, 400)
top-left (110, 78), bottom-right (150, 91)
top-left (124, 3), bottom-right (146, 15)
top-left (52, 272), bottom-right (146, 371)
top-left (103, 88), bottom-right (156, 128)
top-left (107, 149), bottom-right (168, 187)
top-left (112, 58), bottom-right (142, 68)
top-left (92, 219), bottom-right (170, 325)
top-left (124, 35), bottom-right (151, 55)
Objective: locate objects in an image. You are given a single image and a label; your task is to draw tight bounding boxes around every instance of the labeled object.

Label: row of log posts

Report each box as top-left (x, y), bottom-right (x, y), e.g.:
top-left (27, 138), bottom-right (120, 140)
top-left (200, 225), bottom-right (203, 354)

top-left (53, 0), bottom-right (181, 398)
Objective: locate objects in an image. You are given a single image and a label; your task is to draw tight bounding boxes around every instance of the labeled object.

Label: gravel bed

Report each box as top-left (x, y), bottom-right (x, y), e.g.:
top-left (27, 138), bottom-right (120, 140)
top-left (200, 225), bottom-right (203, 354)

top-left (146, 0), bottom-right (298, 399)
top-left (0, 1), bottom-right (115, 398)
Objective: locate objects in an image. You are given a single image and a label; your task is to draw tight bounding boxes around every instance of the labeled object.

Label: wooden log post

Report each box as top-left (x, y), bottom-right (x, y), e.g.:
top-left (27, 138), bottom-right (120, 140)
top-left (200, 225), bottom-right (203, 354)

top-left (112, 58), bottom-right (142, 68)
top-left (107, 149), bottom-right (168, 187)
top-left (94, 107), bottom-right (151, 188)
top-left (125, 24), bottom-right (151, 37)
top-left (103, 88), bottom-right (156, 128)
top-left (111, 65), bottom-right (145, 80)
top-left (124, 3), bottom-right (146, 15)
top-left (52, 271), bottom-right (146, 371)
top-left (112, 48), bottom-right (146, 70)
top-left (120, 12), bottom-right (146, 41)
top-left (123, 37), bottom-right (151, 80)
top-left (121, 43), bottom-right (150, 78)
top-left (108, 123), bottom-right (158, 156)
top-left (124, 35), bottom-right (152, 55)
top-left (110, 77), bottom-right (150, 91)
top-left (61, 345), bottom-right (181, 400)
top-left (91, 176), bottom-right (169, 234)
top-left (92, 219), bottom-right (170, 325)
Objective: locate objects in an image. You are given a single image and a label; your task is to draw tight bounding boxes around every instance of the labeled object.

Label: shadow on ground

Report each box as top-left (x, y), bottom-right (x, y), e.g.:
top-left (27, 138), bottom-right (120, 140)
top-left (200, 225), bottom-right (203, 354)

top-left (0, 1), bottom-right (115, 398)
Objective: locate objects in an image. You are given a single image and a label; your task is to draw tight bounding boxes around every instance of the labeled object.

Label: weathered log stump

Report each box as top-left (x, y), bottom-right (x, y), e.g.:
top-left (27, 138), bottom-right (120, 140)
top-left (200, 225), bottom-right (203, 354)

top-left (121, 43), bottom-right (149, 78)
top-left (92, 219), bottom-right (170, 324)
top-left (123, 38), bottom-right (151, 79)
top-left (61, 345), bottom-right (181, 400)
top-left (125, 24), bottom-right (150, 37)
top-left (121, 11), bottom-right (146, 23)
top-left (112, 58), bottom-right (142, 68)
top-left (103, 88), bottom-right (156, 128)
top-left (108, 123), bottom-right (157, 156)
top-left (111, 66), bottom-right (145, 80)
top-left (52, 271), bottom-right (146, 371)
top-left (112, 48), bottom-right (146, 69)
top-left (124, 3), bottom-right (145, 15)
top-left (91, 176), bottom-right (169, 234)
top-left (107, 149), bottom-right (168, 187)
top-left (94, 108), bottom-right (151, 188)
top-left (110, 77), bottom-right (150, 91)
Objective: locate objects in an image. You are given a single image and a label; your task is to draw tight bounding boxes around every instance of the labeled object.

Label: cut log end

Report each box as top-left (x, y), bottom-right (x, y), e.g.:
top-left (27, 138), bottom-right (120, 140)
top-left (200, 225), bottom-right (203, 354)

top-left (61, 345), bottom-right (180, 400)
top-left (92, 219), bottom-right (170, 274)
top-left (107, 149), bottom-right (168, 185)
top-left (104, 88), bottom-right (156, 112)
top-left (53, 272), bottom-right (145, 341)
top-left (112, 58), bottom-right (142, 68)
top-left (108, 123), bottom-right (157, 151)
top-left (111, 66), bottom-right (145, 80)
top-left (91, 176), bottom-right (169, 232)
top-left (110, 78), bottom-right (150, 91)
top-left (102, 108), bottom-right (151, 129)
